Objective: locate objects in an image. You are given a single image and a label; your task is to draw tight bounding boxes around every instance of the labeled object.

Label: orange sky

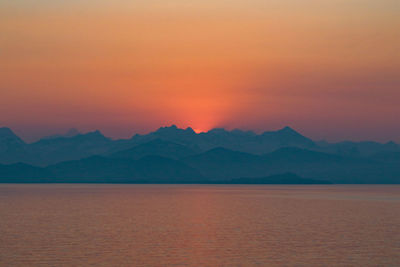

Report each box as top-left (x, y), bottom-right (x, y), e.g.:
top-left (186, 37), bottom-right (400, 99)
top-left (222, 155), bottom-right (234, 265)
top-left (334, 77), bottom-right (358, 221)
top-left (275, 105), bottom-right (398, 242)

top-left (1, 0), bottom-right (399, 142)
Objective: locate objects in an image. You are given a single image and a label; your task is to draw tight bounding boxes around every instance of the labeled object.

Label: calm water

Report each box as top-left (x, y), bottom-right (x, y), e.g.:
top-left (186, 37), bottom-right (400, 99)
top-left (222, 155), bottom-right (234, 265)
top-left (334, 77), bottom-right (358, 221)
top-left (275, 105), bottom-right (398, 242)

top-left (0, 185), bottom-right (399, 266)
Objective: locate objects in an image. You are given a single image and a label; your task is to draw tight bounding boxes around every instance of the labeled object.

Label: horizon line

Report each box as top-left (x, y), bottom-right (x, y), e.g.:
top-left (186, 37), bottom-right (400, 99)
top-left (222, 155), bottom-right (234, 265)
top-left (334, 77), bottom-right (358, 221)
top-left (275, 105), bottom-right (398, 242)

top-left (1, 125), bottom-right (398, 145)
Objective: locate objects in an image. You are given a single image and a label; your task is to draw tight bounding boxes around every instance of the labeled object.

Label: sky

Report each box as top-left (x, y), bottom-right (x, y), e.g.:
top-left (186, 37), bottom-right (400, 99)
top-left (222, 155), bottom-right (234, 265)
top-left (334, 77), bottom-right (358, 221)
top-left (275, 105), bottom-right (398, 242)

top-left (1, 0), bottom-right (399, 142)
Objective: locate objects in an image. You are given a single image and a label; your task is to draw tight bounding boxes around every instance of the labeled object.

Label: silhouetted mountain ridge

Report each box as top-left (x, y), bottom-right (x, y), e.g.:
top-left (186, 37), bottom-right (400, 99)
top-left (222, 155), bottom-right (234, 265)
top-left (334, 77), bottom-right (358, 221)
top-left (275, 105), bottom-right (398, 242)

top-left (0, 161), bottom-right (330, 184)
top-left (0, 125), bottom-right (399, 184)
top-left (0, 127), bottom-right (28, 164)
top-left (110, 139), bottom-right (197, 160)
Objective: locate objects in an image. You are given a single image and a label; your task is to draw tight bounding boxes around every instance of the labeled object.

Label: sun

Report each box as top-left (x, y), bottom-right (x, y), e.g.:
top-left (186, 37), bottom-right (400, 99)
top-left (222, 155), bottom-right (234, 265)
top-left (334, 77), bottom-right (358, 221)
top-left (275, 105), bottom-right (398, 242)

top-left (193, 128), bottom-right (206, 134)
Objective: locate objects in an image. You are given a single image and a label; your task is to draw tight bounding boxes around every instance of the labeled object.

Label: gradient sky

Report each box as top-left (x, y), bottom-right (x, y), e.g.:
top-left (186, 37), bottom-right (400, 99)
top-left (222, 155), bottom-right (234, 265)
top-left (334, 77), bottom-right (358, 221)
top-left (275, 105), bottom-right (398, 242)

top-left (1, 0), bottom-right (399, 142)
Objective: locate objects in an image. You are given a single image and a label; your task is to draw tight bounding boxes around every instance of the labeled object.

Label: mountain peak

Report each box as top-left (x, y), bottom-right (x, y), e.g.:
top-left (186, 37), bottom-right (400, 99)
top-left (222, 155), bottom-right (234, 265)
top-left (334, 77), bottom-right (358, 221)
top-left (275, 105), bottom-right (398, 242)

top-left (0, 127), bottom-right (16, 136)
top-left (273, 126), bottom-right (307, 138)
top-left (155, 125), bottom-right (196, 137)
top-left (262, 126), bottom-right (299, 136)
top-left (0, 127), bottom-right (25, 143)
top-left (84, 130), bottom-right (106, 138)
top-left (156, 125), bottom-right (179, 132)
top-left (260, 126), bottom-right (315, 148)
top-left (185, 127), bottom-right (195, 133)
top-left (279, 126), bottom-right (298, 134)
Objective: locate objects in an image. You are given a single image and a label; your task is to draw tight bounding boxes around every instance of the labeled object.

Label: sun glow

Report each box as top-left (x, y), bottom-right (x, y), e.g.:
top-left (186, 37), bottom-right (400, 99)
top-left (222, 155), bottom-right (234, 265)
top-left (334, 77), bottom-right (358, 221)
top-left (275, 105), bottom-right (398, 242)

top-left (1, 0), bottom-right (399, 141)
top-left (193, 128), bottom-right (207, 134)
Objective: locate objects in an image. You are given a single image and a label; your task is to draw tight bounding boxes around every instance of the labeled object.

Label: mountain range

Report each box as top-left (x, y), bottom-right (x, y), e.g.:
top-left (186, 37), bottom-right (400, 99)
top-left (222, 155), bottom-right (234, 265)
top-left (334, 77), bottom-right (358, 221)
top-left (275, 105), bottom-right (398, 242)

top-left (0, 125), bottom-right (399, 184)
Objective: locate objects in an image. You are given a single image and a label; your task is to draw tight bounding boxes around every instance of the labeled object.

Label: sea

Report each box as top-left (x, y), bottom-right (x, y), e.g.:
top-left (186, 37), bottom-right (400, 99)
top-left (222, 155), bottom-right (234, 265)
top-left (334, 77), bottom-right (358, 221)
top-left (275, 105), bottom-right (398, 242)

top-left (0, 184), bottom-right (399, 266)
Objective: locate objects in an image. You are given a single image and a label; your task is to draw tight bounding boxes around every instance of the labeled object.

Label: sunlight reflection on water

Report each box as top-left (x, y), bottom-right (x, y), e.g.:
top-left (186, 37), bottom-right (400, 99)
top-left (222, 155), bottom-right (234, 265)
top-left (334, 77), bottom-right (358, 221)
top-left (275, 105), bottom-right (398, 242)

top-left (0, 184), bottom-right (399, 266)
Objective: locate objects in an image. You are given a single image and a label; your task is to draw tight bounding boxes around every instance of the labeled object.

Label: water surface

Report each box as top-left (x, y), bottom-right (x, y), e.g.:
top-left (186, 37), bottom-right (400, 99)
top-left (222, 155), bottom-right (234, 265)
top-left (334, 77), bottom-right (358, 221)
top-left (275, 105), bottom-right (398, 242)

top-left (0, 185), bottom-right (399, 266)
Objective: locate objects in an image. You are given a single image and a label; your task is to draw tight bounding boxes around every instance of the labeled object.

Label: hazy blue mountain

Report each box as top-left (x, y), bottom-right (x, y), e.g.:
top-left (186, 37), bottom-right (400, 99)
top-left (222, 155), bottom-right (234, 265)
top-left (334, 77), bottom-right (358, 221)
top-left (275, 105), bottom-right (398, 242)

top-left (184, 146), bottom-right (400, 184)
top-left (130, 125), bottom-right (316, 154)
top-left (0, 162), bottom-right (50, 182)
top-left (182, 146), bottom-right (347, 180)
top-left (262, 147), bottom-right (400, 184)
top-left (182, 147), bottom-right (263, 180)
top-left (3, 124), bottom-right (399, 167)
top-left (132, 155), bottom-right (204, 183)
top-left (27, 130), bottom-right (113, 166)
top-left (0, 144), bottom-right (399, 183)
top-left (129, 125), bottom-right (199, 150)
top-left (0, 125), bottom-right (399, 184)
top-left (316, 140), bottom-right (400, 157)
top-left (1, 155), bottom-right (204, 183)
top-left (131, 125), bottom-right (195, 142)
top-left (185, 147), bottom-right (260, 162)
top-left (262, 147), bottom-right (344, 163)
top-left (369, 151), bottom-right (400, 163)
top-left (258, 126), bottom-right (315, 150)
top-left (0, 127), bottom-right (25, 148)
top-left (0, 127), bottom-right (29, 164)
top-left (0, 161), bottom-right (330, 184)
top-left (198, 125), bottom-right (315, 153)
top-left (110, 139), bottom-right (197, 160)
top-left (195, 128), bottom-right (258, 152)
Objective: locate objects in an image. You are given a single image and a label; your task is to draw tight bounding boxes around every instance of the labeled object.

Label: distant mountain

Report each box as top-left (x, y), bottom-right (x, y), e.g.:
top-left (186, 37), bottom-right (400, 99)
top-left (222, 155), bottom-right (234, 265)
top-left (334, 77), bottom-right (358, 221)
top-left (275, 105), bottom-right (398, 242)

top-left (259, 126), bottom-right (315, 150)
top-left (182, 147), bottom-right (263, 180)
top-left (0, 162), bottom-right (329, 184)
top-left (185, 147), bottom-right (260, 162)
top-left (262, 147), bottom-right (400, 184)
top-left (0, 155), bottom-right (204, 183)
top-left (0, 125), bottom-right (319, 166)
top-left (0, 125), bottom-right (399, 184)
top-left (132, 155), bottom-right (204, 183)
top-left (0, 162), bottom-right (50, 182)
top-left (0, 145), bottom-right (399, 183)
top-left (183, 146), bottom-right (347, 180)
top-left (369, 151), bottom-right (400, 163)
top-left (0, 127), bottom-right (29, 164)
top-left (0, 127), bottom-right (25, 148)
top-left (130, 125), bottom-right (316, 154)
top-left (183, 146), bottom-right (400, 184)
top-left (262, 147), bottom-right (344, 163)
top-left (316, 140), bottom-right (400, 157)
top-left (110, 139), bottom-right (197, 160)
top-left (27, 130), bottom-right (113, 166)
top-left (130, 125), bottom-right (199, 149)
